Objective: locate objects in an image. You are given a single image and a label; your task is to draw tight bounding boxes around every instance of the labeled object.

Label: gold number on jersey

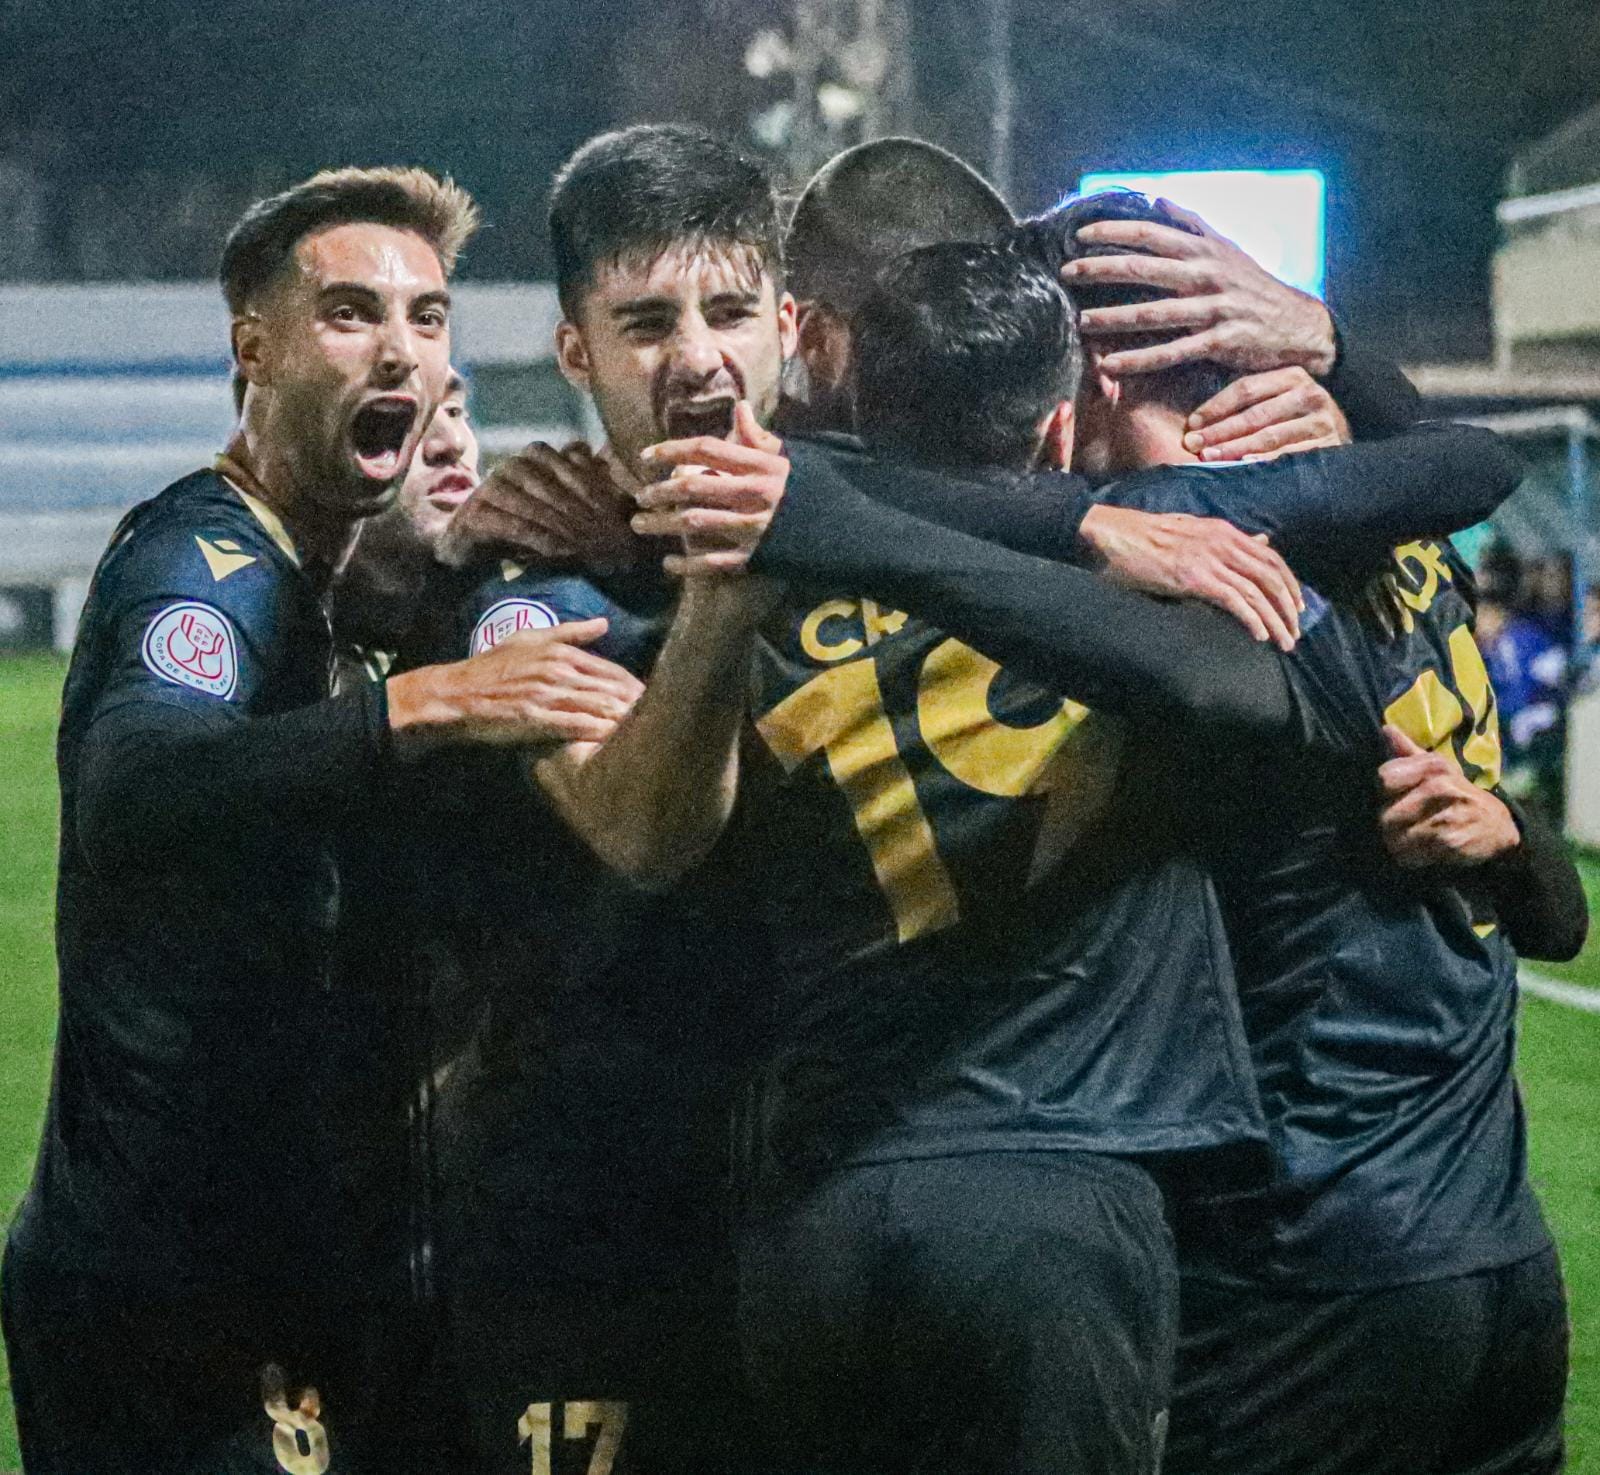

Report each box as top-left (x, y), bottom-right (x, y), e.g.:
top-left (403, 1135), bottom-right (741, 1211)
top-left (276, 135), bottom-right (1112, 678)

top-left (261, 1364), bottom-right (331, 1475)
top-left (759, 655), bottom-right (961, 942)
top-left (519, 1400), bottom-right (629, 1475)
top-left (1383, 622), bottom-right (1502, 787)
top-left (758, 637), bottom-right (1115, 941)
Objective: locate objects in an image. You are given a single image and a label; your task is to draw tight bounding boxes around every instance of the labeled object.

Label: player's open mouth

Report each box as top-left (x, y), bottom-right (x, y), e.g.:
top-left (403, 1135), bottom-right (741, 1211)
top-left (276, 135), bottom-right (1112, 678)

top-left (350, 396), bottom-right (419, 480)
top-left (663, 396), bottom-right (737, 440)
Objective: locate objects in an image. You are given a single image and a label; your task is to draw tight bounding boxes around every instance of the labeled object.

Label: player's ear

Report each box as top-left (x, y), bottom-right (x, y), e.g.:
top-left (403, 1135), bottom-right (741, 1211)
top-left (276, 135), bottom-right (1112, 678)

top-left (555, 320), bottom-right (591, 393)
top-left (776, 291), bottom-right (799, 361)
top-left (1036, 401), bottom-right (1075, 471)
top-left (796, 303), bottom-right (851, 391)
top-left (231, 313), bottom-right (270, 389)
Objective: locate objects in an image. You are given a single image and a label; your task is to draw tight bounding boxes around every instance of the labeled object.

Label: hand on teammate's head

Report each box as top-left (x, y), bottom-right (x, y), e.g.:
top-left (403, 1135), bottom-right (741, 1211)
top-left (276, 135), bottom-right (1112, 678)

top-left (1184, 367), bottom-right (1352, 462)
top-left (1062, 203), bottom-right (1336, 380)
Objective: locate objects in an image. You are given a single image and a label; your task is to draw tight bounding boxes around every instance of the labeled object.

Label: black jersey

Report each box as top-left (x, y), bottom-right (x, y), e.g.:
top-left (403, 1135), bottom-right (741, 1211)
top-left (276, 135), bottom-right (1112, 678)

top-left (15, 468), bottom-right (389, 1297)
top-left (394, 559), bottom-right (759, 1251)
top-left (1094, 463), bottom-right (1551, 1289)
top-left (737, 573), bottom-right (1265, 1179)
top-left (745, 428), bottom-right (1539, 1286)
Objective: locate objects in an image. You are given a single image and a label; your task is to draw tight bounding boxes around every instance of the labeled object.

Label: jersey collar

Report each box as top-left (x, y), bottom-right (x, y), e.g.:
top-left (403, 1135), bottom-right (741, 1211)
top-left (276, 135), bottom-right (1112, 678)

top-left (214, 453), bottom-right (303, 569)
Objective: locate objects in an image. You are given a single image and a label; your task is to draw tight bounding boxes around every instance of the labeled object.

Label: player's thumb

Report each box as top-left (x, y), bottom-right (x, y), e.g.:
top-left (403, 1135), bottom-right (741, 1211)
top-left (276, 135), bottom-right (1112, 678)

top-left (1382, 723), bottom-right (1426, 759)
top-left (733, 400), bottom-right (782, 454)
top-left (553, 616), bottom-right (610, 647)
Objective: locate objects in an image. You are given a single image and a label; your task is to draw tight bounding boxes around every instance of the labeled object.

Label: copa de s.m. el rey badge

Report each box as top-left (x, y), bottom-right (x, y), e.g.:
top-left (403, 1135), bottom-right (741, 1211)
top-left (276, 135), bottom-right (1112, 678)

top-left (470, 598), bottom-right (558, 657)
top-left (141, 601), bottom-right (240, 699)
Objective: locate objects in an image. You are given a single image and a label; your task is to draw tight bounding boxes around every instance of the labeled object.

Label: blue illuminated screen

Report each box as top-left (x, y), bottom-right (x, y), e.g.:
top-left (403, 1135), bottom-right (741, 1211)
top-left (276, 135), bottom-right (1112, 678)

top-left (1076, 169), bottom-right (1326, 299)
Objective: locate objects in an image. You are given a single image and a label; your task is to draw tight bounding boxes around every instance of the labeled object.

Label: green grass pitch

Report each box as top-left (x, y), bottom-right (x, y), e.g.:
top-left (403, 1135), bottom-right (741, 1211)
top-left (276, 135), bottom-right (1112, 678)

top-left (0, 652), bottom-right (1596, 1470)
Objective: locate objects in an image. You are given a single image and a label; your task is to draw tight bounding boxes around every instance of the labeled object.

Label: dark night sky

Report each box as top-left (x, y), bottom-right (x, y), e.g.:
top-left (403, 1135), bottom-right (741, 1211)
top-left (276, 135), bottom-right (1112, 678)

top-left (5, 0), bottom-right (1598, 359)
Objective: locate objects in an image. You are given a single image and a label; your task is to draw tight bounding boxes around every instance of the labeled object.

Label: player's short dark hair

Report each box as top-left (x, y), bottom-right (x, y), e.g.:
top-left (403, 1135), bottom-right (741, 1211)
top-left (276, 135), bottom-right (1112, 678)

top-left (548, 124), bottom-right (782, 321)
top-left (1014, 190), bottom-right (1231, 411)
top-left (852, 240), bottom-right (1081, 472)
top-left (220, 166), bottom-right (479, 317)
top-left (785, 138), bottom-right (1014, 314)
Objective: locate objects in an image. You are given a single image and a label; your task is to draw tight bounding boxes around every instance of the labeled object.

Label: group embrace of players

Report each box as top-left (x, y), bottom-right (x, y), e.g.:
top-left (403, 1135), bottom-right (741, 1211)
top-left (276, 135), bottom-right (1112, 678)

top-left (1, 121), bottom-right (1589, 1475)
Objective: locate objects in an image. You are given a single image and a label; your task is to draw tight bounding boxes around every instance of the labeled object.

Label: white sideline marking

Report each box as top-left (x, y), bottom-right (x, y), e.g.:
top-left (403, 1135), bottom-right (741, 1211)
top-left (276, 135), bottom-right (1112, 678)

top-left (1520, 968), bottom-right (1600, 1014)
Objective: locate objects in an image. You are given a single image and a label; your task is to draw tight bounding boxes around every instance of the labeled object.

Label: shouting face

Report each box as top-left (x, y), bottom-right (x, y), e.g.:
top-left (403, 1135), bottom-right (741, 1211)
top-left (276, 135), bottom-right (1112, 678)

top-left (555, 241), bottom-right (796, 483)
top-left (235, 221), bottom-right (453, 521)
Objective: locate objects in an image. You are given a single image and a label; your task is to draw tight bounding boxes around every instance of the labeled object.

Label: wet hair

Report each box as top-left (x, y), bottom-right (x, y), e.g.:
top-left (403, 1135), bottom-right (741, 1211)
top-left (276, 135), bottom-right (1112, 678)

top-left (852, 240), bottom-right (1081, 471)
top-left (548, 124), bottom-right (782, 320)
top-left (219, 166), bottom-right (479, 316)
top-left (1013, 189), bottom-right (1231, 411)
top-left (785, 137), bottom-right (1014, 314)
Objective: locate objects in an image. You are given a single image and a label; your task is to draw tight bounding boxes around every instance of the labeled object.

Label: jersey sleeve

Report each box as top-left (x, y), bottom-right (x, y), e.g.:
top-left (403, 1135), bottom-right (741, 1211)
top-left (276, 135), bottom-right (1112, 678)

top-left (756, 453), bottom-right (1325, 746)
top-left (403, 561), bottom-right (662, 678)
top-left (74, 519), bottom-right (387, 871)
top-left (785, 437), bottom-right (1096, 564)
top-left (1320, 318), bottom-right (1423, 440)
top-left (1481, 794), bottom-right (1589, 962)
top-left (1098, 425), bottom-right (1524, 584)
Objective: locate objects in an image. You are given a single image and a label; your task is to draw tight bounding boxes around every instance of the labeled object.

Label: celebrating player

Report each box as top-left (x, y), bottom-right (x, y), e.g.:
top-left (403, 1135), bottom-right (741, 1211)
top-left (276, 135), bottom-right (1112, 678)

top-left (656, 203), bottom-right (1582, 1474)
top-left (0, 166), bottom-right (644, 1475)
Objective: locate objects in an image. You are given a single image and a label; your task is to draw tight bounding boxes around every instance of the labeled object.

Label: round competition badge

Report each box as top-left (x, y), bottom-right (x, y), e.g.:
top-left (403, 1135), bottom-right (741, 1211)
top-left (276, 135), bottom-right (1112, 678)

top-left (470, 598), bottom-right (559, 657)
top-left (141, 601), bottom-right (240, 699)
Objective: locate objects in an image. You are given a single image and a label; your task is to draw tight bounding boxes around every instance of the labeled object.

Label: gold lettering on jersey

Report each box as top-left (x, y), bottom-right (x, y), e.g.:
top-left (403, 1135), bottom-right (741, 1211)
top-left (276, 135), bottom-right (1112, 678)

top-left (261, 1364), bottom-right (331, 1475)
top-left (1383, 622), bottom-right (1503, 787)
top-left (800, 598), bottom-right (866, 662)
top-left (861, 599), bottom-right (908, 646)
top-left (195, 535), bottom-right (258, 583)
top-left (759, 656), bottom-right (961, 942)
top-left (519, 1400), bottom-right (629, 1475)
top-left (1392, 542), bottom-right (1453, 619)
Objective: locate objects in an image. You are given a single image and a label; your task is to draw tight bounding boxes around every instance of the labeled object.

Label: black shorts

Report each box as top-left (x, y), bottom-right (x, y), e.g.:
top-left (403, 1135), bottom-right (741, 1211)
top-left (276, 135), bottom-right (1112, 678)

top-left (442, 1180), bottom-right (758, 1474)
top-left (736, 1150), bottom-right (1177, 1475)
top-left (1167, 1247), bottom-right (1570, 1475)
top-left (1, 1237), bottom-right (379, 1475)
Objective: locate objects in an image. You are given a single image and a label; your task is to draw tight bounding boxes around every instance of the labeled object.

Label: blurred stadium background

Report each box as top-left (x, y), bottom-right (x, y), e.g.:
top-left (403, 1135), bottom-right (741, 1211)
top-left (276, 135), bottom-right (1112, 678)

top-left (3, 0), bottom-right (1600, 1467)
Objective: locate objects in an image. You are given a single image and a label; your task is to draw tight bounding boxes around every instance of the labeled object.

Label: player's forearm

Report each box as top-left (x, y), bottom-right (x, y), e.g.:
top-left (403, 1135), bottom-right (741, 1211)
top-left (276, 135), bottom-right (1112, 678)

top-left (788, 439), bottom-right (1095, 565)
top-left (77, 683), bottom-right (388, 866)
top-left (1165, 424), bottom-right (1523, 582)
top-left (531, 579), bottom-right (755, 889)
top-left (1482, 796), bottom-right (1590, 962)
top-left (756, 469), bottom-right (1310, 743)
top-left (1318, 321), bottom-right (1421, 440)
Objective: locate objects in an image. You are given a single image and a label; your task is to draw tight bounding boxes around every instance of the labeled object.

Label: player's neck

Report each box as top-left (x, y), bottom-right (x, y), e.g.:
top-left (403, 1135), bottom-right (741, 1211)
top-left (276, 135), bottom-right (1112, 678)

top-left (220, 430), bottom-right (361, 587)
top-left (1079, 400), bottom-right (1198, 475)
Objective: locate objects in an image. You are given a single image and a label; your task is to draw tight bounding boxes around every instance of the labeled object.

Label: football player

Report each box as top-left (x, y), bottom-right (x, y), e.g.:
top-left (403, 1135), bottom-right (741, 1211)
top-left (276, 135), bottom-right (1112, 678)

top-left (658, 208), bottom-right (1582, 1475)
top-left (0, 166), bottom-right (643, 1475)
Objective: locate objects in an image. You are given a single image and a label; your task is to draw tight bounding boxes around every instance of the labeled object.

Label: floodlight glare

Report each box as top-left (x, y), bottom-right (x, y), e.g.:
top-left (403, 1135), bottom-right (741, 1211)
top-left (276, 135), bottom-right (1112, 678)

top-left (1077, 169), bottom-right (1326, 299)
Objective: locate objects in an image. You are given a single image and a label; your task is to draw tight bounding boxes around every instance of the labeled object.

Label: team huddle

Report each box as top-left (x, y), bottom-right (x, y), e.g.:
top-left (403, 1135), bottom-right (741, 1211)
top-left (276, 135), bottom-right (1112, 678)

top-left (0, 123), bottom-right (1588, 1475)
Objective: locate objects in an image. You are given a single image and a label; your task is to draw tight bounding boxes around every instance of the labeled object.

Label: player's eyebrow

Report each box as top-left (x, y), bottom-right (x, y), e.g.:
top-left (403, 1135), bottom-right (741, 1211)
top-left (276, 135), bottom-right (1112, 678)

top-left (610, 294), bottom-right (681, 318)
top-left (317, 282), bottom-right (386, 309)
top-left (705, 288), bottom-right (762, 308)
top-left (410, 288), bottom-right (452, 317)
